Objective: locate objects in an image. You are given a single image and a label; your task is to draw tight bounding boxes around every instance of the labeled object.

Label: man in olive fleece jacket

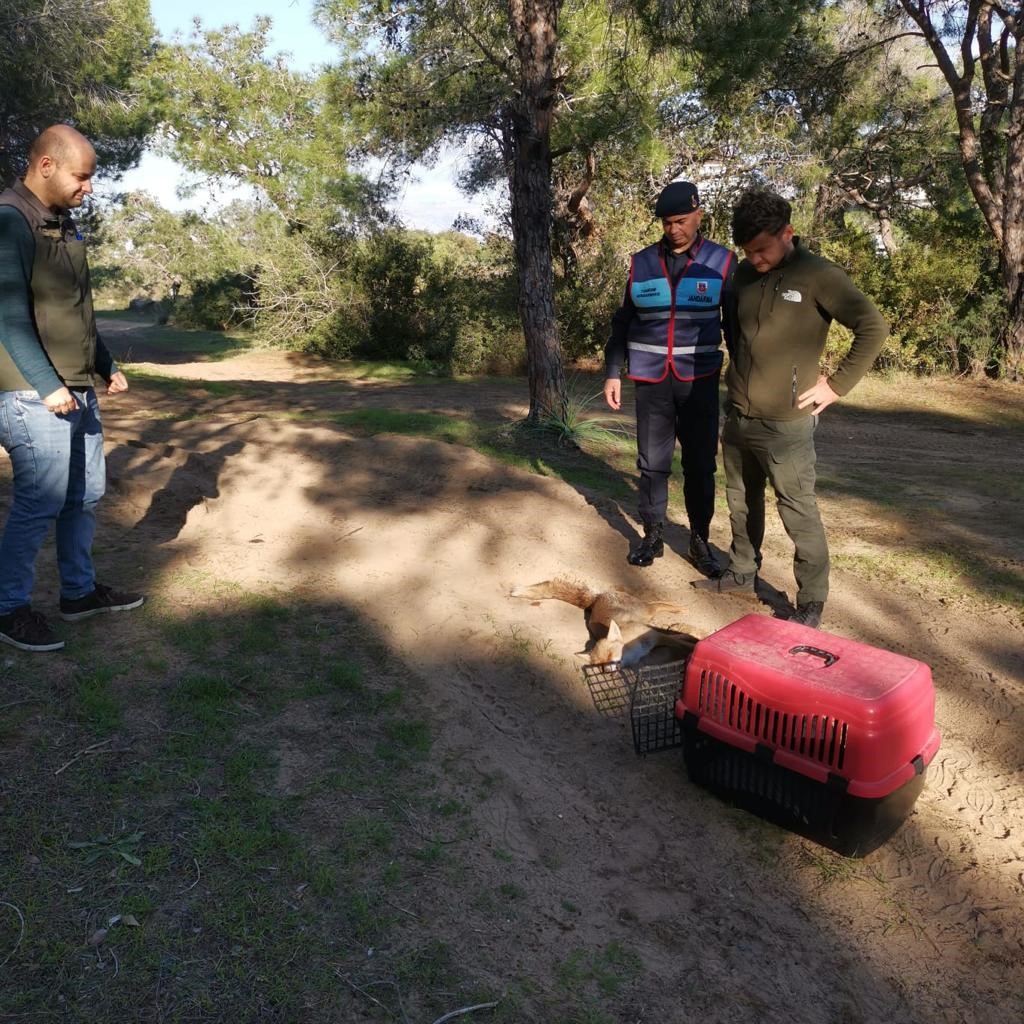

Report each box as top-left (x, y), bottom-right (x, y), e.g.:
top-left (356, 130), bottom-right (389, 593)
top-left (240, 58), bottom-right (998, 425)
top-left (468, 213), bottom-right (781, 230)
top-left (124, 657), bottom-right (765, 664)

top-left (694, 189), bottom-right (888, 628)
top-left (0, 125), bottom-right (143, 653)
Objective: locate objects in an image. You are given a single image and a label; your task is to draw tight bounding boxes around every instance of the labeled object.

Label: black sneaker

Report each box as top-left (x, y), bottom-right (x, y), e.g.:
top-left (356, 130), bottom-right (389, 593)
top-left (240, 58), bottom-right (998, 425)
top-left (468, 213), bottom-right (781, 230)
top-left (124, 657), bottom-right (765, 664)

top-left (692, 570), bottom-right (756, 594)
top-left (59, 583), bottom-right (145, 622)
top-left (687, 535), bottom-right (721, 577)
top-left (627, 523), bottom-right (664, 567)
top-left (0, 606), bottom-right (65, 652)
top-left (791, 601), bottom-right (824, 628)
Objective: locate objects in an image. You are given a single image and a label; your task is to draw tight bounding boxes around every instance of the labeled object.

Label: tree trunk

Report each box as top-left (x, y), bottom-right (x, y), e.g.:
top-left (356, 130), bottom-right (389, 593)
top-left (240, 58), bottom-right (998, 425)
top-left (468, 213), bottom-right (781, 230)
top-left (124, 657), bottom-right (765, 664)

top-left (811, 182), bottom-right (846, 236)
top-left (999, 126), bottom-right (1024, 381)
top-left (999, 225), bottom-right (1024, 380)
top-left (507, 0), bottom-right (566, 424)
top-left (896, 0), bottom-right (1022, 379)
top-left (877, 210), bottom-right (898, 258)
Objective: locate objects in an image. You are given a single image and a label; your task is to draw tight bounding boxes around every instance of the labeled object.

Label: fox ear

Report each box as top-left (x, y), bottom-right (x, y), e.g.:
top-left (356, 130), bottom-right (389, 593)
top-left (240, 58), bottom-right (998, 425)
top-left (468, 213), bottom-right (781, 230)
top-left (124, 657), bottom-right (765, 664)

top-left (606, 619), bottom-right (622, 642)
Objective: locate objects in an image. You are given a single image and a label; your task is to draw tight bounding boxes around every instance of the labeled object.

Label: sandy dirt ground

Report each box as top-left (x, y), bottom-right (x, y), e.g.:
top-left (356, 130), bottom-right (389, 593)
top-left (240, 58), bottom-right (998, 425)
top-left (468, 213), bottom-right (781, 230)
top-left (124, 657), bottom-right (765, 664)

top-left (12, 317), bottom-right (1024, 1022)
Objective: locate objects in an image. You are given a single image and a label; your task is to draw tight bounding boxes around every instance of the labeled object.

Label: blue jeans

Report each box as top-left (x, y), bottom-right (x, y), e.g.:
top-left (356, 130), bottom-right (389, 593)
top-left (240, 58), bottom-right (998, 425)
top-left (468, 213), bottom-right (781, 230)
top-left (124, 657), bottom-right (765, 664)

top-left (0, 388), bottom-right (105, 613)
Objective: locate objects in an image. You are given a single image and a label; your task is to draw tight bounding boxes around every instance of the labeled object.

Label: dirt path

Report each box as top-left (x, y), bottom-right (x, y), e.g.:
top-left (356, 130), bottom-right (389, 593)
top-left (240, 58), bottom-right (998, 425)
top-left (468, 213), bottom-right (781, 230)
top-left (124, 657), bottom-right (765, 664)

top-left (41, 321), bottom-right (1024, 1019)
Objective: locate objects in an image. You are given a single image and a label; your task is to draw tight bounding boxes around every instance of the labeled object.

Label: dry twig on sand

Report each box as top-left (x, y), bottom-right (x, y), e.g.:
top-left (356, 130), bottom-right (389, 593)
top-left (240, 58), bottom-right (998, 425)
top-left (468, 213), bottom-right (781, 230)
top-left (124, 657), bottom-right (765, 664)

top-left (430, 998), bottom-right (503, 1024)
top-left (0, 901), bottom-right (26, 969)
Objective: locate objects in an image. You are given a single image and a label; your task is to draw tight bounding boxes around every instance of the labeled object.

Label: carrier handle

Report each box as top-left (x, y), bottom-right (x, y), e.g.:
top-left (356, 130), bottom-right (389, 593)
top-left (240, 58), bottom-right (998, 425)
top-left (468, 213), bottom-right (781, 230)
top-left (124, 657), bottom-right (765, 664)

top-left (788, 644), bottom-right (838, 668)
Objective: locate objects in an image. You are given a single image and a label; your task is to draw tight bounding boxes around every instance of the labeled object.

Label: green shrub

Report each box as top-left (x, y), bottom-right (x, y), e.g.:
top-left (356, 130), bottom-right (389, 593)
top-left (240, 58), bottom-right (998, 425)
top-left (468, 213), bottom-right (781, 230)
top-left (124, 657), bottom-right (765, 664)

top-left (175, 273), bottom-right (255, 331)
top-left (821, 221), bottom-right (1002, 376)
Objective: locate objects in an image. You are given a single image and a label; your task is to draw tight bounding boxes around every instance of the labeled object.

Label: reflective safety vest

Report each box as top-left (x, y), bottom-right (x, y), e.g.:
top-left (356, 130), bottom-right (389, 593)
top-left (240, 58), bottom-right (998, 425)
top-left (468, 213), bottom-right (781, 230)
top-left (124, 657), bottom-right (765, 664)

top-left (625, 238), bottom-right (733, 383)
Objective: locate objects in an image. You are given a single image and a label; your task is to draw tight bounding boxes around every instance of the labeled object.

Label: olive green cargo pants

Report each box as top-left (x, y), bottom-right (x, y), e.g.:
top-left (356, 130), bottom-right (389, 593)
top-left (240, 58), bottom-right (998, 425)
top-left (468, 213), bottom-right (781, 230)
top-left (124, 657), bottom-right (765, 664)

top-left (721, 411), bottom-right (829, 604)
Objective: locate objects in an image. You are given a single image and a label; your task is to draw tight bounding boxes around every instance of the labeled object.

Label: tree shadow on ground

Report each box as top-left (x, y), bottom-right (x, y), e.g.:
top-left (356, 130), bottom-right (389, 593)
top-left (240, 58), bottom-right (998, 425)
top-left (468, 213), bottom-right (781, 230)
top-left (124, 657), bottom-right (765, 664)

top-left (1, 362), bottom-right (1022, 1023)
top-left (2, 588), bottom-right (1017, 1024)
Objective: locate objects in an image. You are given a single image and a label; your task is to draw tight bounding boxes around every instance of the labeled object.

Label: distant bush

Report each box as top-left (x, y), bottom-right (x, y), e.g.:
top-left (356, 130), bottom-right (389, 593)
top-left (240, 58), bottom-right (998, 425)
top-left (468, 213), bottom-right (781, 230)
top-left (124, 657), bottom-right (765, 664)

top-left (175, 273), bottom-right (256, 331)
top-left (294, 229), bottom-right (523, 374)
top-left (822, 219), bottom-right (1002, 377)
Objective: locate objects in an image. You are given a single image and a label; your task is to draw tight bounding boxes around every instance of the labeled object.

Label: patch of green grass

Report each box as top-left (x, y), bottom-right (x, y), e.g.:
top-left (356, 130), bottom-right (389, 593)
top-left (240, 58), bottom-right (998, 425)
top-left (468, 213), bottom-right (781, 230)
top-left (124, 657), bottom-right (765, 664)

top-left (331, 408), bottom-right (478, 445)
top-left (367, 686), bottom-right (405, 713)
top-left (170, 673), bottom-right (237, 714)
top-left (498, 881), bottom-right (525, 901)
top-left (340, 890), bottom-right (393, 942)
top-left (164, 614), bottom-right (221, 657)
top-left (833, 547), bottom-right (1024, 611)
top-left (412, 840), bottom-right (446, 865)
top-left (153, 324), bottom-right (254, 357)
top-left (122, 366), bottom-right (244, 397)
top-left (193, 795), bottom-right (292, 862)
top-left (436, 797), bottom-right (467, 818)
top-left (310, 863), bottom-right (337, 898)
top-left (376, 718), bottom-right (432, 762)
top-left (554, 941), bottom-right (643, 999)
top-left (272, 405), bottom-right (639, 504)
top-left (73, 667), bottom-right (121, 733)
top-left (339, 814), bottom-right (396, 865)
top-left (330, 360), bottom-right (429, 381)
top-left (394, 938), bottom-right (457, 990)
top-left (231, 596), bottom-right (292, 655)
top-left (0, 583), bottom-right (492, 1021)
top-left (224, 745), bottom-right (274, 792)
top-left (143, 842), bottom-right (174, 876)
top-left (328, 660), bottom-right (365, 692)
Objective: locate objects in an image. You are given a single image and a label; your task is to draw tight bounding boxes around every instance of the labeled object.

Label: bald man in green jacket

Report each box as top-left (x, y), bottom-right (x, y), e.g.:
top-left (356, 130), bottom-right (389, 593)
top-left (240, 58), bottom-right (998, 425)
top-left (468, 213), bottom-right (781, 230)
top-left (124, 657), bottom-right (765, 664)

top-left (0, 125), bottom-right (143, 653)
top-left (694, 188), bottom-right (889, 629)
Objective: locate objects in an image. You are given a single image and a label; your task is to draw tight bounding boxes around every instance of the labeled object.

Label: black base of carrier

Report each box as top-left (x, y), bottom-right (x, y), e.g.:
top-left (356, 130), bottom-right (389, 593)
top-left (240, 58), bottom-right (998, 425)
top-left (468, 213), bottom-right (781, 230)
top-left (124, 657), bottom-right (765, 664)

top-left (681, 715), bottom-right (926, 857)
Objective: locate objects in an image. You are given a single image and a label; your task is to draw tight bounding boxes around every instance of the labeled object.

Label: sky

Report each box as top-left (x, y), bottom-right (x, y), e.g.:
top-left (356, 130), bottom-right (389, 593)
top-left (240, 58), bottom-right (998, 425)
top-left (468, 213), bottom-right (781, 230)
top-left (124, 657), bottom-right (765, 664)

top-left (98, 0), bottom-right (473, 232)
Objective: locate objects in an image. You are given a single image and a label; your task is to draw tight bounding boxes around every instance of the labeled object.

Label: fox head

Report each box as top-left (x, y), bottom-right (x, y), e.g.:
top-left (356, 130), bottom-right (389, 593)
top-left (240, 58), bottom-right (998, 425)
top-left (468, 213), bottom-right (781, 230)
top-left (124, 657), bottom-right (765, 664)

top-left (585, 620), bottom-right (624, 666)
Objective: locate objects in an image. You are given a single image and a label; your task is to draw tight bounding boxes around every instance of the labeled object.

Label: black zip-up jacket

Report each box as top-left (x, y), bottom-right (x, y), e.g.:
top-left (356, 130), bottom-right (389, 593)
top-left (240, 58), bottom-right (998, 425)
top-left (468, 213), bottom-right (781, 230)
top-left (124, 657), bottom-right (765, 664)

top-left (0, 179), bottom-right (115, 394)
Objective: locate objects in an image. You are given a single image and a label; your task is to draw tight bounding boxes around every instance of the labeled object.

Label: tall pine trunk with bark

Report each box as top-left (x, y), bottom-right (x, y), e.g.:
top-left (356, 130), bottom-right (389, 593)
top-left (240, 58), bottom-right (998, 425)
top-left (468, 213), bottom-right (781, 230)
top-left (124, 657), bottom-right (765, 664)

top-left (507, 0), bottom-right (567, 422)
top-left (1000, 163), bottom-right (1024, 380)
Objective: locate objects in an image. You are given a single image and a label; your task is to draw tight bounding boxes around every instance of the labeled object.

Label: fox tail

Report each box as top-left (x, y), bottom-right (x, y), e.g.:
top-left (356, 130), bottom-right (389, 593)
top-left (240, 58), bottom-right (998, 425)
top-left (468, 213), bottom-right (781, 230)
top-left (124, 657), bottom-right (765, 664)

top-left (510, 578), bottom-right (597, 610)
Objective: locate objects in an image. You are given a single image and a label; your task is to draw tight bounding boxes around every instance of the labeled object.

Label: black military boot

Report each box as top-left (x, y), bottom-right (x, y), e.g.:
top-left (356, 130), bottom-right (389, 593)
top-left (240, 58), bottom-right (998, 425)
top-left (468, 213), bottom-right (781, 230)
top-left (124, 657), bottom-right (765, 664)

top-left (627, 522), bottom-right (664, 567)
top-left (687, 534), bottom-right (721, 578)
top-left (791, 601), bottom-right (824, 628)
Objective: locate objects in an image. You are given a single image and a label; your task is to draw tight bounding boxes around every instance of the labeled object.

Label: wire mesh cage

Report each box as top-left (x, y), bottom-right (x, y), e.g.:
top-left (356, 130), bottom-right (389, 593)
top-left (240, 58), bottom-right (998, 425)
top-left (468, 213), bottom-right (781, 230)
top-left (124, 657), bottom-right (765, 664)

top-left (629, 661), bottom-right (687, 756)
top-left (581, 659), bottom-right (687, 754)
top-left (580, 661), bottom-right (638, 717)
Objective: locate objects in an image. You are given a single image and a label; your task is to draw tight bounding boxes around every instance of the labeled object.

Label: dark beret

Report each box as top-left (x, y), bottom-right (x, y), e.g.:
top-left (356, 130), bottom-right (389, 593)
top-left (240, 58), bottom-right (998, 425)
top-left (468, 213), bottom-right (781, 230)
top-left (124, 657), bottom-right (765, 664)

top-left (654, 181), bottom-right (700, 216)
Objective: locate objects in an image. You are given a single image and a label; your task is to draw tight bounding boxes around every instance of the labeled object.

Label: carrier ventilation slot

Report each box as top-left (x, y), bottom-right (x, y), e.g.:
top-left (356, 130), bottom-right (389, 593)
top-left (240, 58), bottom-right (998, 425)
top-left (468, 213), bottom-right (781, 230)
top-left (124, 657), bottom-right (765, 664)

top-left (697, 670), bottom-right (849, 771)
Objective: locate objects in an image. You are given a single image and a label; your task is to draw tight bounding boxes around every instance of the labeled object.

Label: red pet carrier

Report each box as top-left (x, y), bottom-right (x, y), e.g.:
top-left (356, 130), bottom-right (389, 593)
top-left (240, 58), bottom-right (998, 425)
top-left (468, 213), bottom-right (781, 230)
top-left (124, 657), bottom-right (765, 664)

top-left (675, 615), bottom-right (941, 855)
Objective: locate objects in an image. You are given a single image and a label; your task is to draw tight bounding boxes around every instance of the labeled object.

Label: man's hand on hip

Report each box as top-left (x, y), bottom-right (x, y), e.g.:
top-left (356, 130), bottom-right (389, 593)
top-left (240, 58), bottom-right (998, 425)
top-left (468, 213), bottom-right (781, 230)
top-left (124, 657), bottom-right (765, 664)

top-left (107, 371), bottom-right (128, 395)
top-left (603, 377), bottom-right (621, 411)
top-left (43, 386), bottom-right (78, 415)
top-left (797, 375), bottom-right (839, 413)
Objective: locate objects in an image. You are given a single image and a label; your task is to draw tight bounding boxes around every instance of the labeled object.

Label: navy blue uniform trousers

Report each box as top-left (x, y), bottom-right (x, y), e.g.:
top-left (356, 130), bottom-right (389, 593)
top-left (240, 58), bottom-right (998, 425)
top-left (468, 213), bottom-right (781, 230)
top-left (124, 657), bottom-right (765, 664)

top-left (634, 370), bottom-right (720, 537)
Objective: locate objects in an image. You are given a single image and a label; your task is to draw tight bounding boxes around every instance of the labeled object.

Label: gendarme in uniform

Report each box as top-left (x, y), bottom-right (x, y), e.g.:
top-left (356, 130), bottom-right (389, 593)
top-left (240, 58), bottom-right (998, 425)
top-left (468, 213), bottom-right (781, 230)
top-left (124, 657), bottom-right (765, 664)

top-left (604, 180), bottom-right (734, 575)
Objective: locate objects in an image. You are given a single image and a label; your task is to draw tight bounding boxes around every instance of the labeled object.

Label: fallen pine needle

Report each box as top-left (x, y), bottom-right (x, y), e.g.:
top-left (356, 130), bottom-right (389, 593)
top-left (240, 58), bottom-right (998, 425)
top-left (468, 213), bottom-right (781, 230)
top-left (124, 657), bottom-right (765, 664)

top-left (178, 857), bottom-right (201, 894)
top-left (54, 738), bottom-right (114, 775)
top-left (0, 901), bottom-right (26, 969)
top-left (334, 971), bottom-right (391, 1015)
top-left (431, 998), bottom-right (503, 1024)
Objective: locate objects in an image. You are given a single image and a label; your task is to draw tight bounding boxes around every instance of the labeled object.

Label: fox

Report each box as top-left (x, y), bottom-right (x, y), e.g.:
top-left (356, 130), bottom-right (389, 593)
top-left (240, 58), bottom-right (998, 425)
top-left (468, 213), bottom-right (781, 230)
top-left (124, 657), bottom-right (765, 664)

top-left (511, 578), bottom-right (703, 667)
